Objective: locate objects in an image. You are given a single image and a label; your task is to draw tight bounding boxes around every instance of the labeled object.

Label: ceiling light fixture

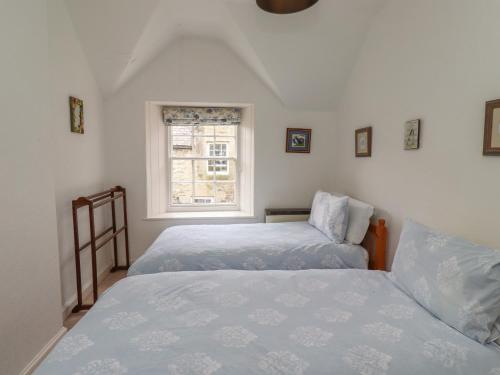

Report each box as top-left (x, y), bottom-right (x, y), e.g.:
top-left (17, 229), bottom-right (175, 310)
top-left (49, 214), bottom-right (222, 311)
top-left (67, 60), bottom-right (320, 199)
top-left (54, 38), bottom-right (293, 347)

top-left (256, 0), bottom-right (319, 14)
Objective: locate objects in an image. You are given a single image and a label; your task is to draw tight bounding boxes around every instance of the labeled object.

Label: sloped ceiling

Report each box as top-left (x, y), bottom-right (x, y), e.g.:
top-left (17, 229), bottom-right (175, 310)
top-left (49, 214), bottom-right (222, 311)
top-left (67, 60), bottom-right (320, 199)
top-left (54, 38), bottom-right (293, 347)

top-left (66, 0), bottom-right (385, 110)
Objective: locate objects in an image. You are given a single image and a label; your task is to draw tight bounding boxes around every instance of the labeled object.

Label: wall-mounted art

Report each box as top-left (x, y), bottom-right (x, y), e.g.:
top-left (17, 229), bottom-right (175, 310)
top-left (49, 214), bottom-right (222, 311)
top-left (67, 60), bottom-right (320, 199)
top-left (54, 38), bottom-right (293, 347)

top-left (484, 99), bottom-right (500, 155)
top-left (355, 126), bottom-right (372, 157)
top-left (404, 119), bottom-right (421, 150)
top-left (286, 128), bottom-right (311, 153)
top-left (69, 96), bottom-right (84, 134)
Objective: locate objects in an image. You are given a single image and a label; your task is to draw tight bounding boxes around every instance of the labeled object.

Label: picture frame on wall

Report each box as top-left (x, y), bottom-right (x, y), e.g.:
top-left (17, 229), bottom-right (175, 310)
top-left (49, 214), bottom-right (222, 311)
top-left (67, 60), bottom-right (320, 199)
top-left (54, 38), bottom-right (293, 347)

top-left (404, 119), bottom-right (421, 150)
top-left (286, 128), bottom-right (311, 153)
top-left (69, 96), bottom-right (84, 134)
top-left (483, 99), bottom-right (500, 155)
top-left (355, 126), bottom-right (372, 157)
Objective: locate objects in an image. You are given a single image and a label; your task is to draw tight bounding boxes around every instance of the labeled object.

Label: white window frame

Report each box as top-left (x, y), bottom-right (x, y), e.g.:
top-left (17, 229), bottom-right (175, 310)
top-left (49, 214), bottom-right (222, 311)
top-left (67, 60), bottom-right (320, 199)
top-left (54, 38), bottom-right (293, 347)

top-left (146, 101), bottom-right (254, 219)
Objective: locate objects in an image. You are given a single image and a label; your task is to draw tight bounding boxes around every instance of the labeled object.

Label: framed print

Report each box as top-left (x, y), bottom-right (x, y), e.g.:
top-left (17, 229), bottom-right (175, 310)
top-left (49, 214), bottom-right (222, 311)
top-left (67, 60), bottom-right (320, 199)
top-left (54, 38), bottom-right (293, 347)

top-left (286, 128), bottom-right (311, 153)
top-left (484, 99), bottom-right (500, 155)
top-left (355, 126), bottom-right (372, 157)
top-left (404, 119), bottom-right (421, 150)
top-left (69, 96), bottom-right (84, 134)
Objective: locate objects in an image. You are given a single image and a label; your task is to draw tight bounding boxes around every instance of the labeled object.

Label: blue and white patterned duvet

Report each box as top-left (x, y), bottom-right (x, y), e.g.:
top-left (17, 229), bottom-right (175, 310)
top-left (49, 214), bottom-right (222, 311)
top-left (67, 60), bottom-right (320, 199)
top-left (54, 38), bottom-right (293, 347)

top-left (36, 270), bottom-right (500, 374)
top-left (128, 222), bottom-right (368, 276)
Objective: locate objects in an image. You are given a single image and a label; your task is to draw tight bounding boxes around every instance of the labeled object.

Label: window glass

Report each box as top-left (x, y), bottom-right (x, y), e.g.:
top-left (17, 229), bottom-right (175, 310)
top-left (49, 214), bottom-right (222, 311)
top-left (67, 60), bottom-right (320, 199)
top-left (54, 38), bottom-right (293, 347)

top-left (169, 124), bottom-right (237, 206)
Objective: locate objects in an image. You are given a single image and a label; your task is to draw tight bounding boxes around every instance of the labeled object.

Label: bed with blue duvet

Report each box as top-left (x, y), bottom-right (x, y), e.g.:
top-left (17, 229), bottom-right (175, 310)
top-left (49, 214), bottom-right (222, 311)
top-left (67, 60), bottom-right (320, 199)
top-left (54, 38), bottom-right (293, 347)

top-left (128, 192), bottom-right (386, 275)
top-left (35, 219), bottom-right (500, 374)
top-left (35, 268), bottom-right (500, 374)
top-left (128, 222), bottom-right (370, 276)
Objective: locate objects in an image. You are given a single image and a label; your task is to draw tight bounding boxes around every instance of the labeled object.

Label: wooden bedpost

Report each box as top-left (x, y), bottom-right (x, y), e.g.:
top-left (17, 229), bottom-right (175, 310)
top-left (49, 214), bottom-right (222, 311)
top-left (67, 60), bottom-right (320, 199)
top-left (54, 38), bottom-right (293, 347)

top-left (362, 218), bottom-right (388, 271)
top-left (373, 219), bottom-right (387, 271)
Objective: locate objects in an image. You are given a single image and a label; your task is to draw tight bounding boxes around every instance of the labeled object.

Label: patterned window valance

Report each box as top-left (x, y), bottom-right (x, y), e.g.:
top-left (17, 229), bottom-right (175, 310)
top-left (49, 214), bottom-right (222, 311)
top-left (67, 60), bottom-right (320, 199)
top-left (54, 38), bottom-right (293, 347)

top-left (163, 106), bottom-right (242, 126)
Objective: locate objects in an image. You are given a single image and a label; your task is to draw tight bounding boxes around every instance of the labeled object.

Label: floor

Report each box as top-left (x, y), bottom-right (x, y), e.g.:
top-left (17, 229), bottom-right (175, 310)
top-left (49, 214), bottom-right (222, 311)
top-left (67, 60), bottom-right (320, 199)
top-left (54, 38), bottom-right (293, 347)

top-left (63, 270), bottom-right (127, 330)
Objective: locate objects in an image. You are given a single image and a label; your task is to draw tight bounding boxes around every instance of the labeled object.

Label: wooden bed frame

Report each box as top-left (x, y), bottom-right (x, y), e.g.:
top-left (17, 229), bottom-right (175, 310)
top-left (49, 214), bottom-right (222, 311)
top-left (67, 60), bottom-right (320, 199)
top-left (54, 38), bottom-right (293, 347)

top-left (362, 219), bottom-right (388, 271)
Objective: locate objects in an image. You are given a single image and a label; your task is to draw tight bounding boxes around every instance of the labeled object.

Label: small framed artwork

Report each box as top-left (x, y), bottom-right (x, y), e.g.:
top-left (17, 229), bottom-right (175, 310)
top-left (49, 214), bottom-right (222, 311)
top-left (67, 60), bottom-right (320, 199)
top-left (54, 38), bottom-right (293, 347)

top-left (404, 119), bottom-right (421, 150)
top-left (69, 96), bottom-right (84, 134)
top-left (483, 99), bottom-right (500, 155)
top-left (286, 128), bottom-right (311, 153)
top-left (355, 126), bottom-right (372, 157)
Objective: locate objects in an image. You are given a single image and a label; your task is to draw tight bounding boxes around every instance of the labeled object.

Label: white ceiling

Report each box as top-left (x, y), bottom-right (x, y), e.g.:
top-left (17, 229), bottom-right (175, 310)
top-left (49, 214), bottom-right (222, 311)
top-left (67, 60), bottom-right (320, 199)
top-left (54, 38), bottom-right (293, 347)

top-left (66, 0), bottom-right (385, 110)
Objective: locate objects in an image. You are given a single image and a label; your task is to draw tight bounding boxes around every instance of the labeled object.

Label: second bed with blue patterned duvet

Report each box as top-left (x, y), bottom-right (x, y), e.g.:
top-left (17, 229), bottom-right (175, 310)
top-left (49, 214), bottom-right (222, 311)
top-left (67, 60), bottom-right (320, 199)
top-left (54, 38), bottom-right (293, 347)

top-left (128, 222), bottom-right (369, 276)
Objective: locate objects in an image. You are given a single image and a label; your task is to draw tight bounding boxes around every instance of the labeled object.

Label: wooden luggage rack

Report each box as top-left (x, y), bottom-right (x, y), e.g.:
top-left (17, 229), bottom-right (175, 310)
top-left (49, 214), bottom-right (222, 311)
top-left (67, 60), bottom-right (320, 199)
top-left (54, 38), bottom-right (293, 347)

top-left (72, 186), bottom-right (130, 312)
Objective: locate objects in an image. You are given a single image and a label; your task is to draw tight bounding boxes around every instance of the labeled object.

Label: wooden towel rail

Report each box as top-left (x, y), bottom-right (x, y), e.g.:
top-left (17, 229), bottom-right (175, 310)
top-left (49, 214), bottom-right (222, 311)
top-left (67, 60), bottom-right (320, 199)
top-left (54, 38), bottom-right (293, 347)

top-left (72, 186), bottom-right (130, 312)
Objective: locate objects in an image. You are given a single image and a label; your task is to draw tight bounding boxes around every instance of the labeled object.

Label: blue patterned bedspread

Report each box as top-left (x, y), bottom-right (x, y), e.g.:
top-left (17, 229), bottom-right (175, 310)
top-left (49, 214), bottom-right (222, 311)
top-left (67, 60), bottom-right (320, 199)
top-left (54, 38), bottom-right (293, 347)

top-left (36, 270), bottom-right (500, 374)
top-left (128, 222), bottom-right (368, 276)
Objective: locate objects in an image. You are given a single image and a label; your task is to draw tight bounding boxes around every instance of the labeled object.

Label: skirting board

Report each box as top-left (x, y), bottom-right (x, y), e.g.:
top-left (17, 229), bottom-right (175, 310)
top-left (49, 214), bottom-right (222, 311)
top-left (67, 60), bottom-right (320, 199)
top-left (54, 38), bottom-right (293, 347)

top-left (62, 262), bottom-right (112, 319)
top-left (19, 327), bottom-right (67, 375)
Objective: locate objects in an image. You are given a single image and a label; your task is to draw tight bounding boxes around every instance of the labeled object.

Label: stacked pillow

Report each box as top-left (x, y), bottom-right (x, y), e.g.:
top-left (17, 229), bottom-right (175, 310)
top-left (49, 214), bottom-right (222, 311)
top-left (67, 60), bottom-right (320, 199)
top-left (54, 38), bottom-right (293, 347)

top-left (309, 191), bottom-right (349, 243)
top-left (309, 191), bottom-right (375, 245)
top-left (331, 193), bottom-right (374, 245)
top-left (391, 219), bottom-right (500, 344)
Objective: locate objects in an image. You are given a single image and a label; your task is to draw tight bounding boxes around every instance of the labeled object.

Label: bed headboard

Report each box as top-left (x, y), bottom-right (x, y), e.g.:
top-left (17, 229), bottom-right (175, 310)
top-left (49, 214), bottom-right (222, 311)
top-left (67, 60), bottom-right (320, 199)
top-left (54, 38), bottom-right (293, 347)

top-left (362, 219), bottom-right (388, 271)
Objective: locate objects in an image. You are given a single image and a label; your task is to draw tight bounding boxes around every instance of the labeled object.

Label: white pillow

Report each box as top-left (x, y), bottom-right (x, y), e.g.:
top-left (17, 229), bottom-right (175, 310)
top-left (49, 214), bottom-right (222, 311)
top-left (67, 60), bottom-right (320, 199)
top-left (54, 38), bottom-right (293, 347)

top-left (332, 193), bottom-right (374, 245)
top-left (309, 191), bottom-right (349, 243)
top-left (309, 191), bottom-right (330, 228)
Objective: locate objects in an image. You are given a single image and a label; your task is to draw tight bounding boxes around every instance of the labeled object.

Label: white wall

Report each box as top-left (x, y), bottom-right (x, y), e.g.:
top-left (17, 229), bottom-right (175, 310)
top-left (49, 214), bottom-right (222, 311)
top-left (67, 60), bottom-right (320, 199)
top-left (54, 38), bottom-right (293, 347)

top-left (335, 0), bottom-right (500, 267)
top-left (48, 0), bottom-right (110, 313)
top-left (104, 37), bottom-right (336, 261)
top-left (0, 1), bottom-right (63, 374)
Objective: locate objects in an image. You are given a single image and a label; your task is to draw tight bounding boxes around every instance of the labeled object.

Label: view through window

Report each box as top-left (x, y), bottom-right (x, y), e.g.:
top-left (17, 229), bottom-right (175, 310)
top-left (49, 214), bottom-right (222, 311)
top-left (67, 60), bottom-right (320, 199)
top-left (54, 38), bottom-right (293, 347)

top-left (169, 123), bottom-right (238, 206)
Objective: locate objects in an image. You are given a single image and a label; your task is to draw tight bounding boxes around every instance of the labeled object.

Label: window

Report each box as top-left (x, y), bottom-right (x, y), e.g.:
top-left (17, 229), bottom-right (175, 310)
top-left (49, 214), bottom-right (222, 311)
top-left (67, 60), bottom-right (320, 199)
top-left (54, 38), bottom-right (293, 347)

top-left (146, 102), bottom-right (254, 218)
top-left (169, 124), bottom-right (237, 206)
top-left (207, 143), bottom-right (228, 175)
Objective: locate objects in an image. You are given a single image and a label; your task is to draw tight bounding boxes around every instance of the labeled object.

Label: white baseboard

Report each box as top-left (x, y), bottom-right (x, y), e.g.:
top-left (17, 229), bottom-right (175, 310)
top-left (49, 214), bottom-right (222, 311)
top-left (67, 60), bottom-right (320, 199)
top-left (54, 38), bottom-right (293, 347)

top-left (20, 327), bottom-right (67, 375)
top-left (62, 262), bottom-right (112, 319)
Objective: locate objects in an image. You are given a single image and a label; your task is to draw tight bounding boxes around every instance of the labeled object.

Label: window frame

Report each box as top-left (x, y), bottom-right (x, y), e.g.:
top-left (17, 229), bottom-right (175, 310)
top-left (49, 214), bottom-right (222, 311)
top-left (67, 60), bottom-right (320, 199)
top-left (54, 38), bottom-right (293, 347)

top-left (146, 101), bottom-right (254, 219)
